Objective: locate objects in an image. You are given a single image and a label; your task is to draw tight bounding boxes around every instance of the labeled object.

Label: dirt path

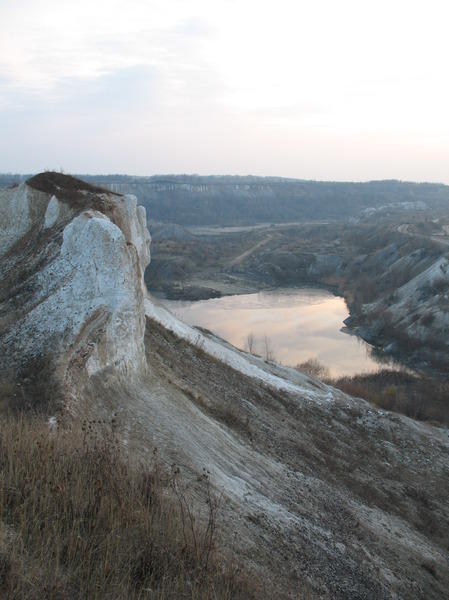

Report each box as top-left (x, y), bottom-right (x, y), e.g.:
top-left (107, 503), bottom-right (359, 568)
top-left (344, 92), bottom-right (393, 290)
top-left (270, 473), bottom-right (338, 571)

top-left (228, 235), bottom-right (273, 266)
top-left (188, 221), bottom-right (329, 236)
top-left (397, 223), bottom-right (449, 246)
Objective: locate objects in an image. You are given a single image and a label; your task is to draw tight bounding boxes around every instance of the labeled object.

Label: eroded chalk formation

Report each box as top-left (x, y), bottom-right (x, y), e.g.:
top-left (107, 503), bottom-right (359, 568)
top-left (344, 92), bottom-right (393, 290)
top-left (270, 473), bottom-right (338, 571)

top-left (0, 173), bottom-right (150, 407)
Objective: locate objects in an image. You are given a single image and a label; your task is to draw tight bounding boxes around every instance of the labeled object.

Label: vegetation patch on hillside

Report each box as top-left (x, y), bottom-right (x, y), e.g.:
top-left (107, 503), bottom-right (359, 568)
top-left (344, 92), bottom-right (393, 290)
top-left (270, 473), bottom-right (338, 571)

top-left (0, 413), bottom-right (256, 599)
top-left (330, 369), bottom-right (449, 425)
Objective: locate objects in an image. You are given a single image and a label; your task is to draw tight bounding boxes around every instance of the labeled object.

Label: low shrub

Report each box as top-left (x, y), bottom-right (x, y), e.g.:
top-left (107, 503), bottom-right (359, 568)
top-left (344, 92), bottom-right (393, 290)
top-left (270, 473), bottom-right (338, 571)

top-left (296, 358), bottom-right (330, 380)
top-left (330, 370), bottom-right (449, 425)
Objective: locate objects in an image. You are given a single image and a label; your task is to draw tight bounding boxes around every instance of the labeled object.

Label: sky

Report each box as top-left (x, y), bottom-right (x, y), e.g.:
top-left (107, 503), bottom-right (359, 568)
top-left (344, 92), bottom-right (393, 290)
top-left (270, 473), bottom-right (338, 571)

top-left (1, 0), bottom-right (449, 182)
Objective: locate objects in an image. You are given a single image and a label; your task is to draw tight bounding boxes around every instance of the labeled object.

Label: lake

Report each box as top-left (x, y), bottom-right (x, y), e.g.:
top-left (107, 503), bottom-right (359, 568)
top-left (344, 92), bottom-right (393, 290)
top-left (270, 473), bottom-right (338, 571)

top-left (161, 288), bottom-right (394, 378)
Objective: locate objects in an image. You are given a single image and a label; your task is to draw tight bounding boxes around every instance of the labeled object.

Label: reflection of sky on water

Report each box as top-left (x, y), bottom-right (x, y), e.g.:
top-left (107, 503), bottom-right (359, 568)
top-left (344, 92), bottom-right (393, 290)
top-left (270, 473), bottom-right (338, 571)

top-left (162, 288), bottom-right (391, 377)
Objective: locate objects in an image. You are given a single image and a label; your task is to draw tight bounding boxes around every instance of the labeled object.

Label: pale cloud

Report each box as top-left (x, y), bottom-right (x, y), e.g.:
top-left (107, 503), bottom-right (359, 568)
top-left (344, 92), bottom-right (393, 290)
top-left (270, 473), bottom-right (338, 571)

top-left (0, 0), bottom-right (448, 180)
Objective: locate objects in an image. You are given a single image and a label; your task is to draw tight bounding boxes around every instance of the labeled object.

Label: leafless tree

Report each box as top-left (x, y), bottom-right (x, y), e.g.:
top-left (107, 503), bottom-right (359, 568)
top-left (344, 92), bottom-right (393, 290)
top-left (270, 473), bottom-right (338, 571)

top-left (263, 335), bottom-right (275, 362)
top-left (246, 332), bottom-right (256, 354)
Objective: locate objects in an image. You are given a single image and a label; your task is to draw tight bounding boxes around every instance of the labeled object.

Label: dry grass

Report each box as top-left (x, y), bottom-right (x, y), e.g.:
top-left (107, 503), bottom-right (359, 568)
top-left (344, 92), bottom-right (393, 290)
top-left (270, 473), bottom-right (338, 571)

top-left (0, 414), bottom-right (256, 599)
top-left (296, 358), bottom-right (330, 380)
top-left (330, 370), bottom-right (449, 425)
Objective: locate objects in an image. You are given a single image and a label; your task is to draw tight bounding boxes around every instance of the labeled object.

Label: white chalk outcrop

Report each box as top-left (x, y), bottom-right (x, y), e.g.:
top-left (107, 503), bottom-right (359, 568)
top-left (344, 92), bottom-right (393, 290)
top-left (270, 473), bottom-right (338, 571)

top-left (363, 253), bottom-right (449, 344)
top-left (0, 184), bottom-right (42, 255)
top-left (0, 174), bottom-right (150, 398)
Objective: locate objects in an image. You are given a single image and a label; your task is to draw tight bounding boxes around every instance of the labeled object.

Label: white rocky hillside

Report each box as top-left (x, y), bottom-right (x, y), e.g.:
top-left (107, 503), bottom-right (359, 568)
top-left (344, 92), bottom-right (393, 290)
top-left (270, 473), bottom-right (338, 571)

top-left (1, 173), bottom-right (449, 599)
top-left (383, 255), bottom-right (449, 337)
top-left (361, 252), bottom-right (449, 352)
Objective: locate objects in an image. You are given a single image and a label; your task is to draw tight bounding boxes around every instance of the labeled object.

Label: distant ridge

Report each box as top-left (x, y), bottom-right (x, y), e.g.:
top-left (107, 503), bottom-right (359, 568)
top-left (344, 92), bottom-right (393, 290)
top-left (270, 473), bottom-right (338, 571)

top-left (2, 173), bottom-right (449, 226)
top-left (83, 175), bottom-right (449, 226)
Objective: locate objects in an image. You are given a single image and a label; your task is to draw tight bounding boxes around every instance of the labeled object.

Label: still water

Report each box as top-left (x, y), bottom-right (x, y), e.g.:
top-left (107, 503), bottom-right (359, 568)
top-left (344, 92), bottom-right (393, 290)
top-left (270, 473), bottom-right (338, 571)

top-left (161, 288), bottom-right (393, 378)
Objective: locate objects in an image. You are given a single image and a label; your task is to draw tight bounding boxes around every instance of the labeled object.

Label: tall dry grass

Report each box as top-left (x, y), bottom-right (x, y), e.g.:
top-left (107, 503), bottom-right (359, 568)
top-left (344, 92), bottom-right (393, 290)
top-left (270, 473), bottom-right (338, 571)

top-left (0, 414), bottom-right (256, 599)
top-left (330, 370), bottom-right (449, 425)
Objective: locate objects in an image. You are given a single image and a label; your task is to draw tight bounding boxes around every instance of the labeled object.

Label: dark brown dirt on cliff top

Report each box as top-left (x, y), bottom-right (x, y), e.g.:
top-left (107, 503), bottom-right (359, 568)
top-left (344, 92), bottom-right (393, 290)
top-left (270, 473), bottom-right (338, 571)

top-left (26, 172), bottom-right (122, 209)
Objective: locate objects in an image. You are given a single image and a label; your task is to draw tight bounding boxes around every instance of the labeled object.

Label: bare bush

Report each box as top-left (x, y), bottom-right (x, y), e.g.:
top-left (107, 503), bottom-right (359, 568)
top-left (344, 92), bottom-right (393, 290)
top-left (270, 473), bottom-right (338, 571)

top-left (297, 358), bottom-right (330, 380)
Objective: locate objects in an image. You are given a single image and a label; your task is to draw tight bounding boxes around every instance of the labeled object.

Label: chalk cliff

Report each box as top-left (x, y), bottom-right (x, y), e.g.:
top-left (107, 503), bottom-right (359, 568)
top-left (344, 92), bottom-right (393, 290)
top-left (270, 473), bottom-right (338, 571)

top-left (0, 173), bottom-right (150, 406)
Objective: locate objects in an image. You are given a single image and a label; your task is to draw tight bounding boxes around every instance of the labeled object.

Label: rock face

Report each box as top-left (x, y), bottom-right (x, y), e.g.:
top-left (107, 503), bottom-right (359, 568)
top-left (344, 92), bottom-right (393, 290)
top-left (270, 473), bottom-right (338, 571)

top-left (344, 238), bottom-right (449, 369)
top-left (0, 173), bottom-right (150, 406)
top-left (377, 255), bottom-right (449, 339)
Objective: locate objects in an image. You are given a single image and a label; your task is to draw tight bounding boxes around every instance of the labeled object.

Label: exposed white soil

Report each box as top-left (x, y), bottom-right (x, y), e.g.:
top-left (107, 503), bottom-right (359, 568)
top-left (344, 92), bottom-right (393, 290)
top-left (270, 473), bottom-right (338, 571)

top-left (364, 253), bottom-right (449, 344)
top-left (82, 313), bottom-right (449, 599)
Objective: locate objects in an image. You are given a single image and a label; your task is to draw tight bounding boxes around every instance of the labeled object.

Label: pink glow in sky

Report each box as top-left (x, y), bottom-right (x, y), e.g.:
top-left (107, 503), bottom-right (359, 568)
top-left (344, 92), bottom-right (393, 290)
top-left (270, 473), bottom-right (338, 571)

top-left (1, 0), bottom-right (448, 181)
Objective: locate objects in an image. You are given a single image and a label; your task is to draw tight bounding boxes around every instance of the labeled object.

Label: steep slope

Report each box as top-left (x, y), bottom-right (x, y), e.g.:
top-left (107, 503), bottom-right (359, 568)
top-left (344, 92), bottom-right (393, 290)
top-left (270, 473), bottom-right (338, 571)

top-left (1, 174), bottom-right (448, 599)
top-left (363, 255), bottom-right (449, 341)
top-left (339, 228), bottom-right (449, 371)
top-left (136, 303), bottom-right (449, 599)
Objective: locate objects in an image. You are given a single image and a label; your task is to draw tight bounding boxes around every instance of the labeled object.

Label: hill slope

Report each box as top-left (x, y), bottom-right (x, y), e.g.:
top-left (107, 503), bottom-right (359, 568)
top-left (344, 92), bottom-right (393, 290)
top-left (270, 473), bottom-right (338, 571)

top-left (1, 173), bottom-right (448, 598)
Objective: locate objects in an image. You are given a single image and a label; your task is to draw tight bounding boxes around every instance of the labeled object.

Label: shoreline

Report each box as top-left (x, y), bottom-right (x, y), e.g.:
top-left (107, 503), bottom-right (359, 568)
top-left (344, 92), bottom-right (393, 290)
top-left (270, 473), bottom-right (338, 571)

top-left (150, 279), bottom-right (446, 380)
top-left (154, 283), bottom-right (413, 378)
